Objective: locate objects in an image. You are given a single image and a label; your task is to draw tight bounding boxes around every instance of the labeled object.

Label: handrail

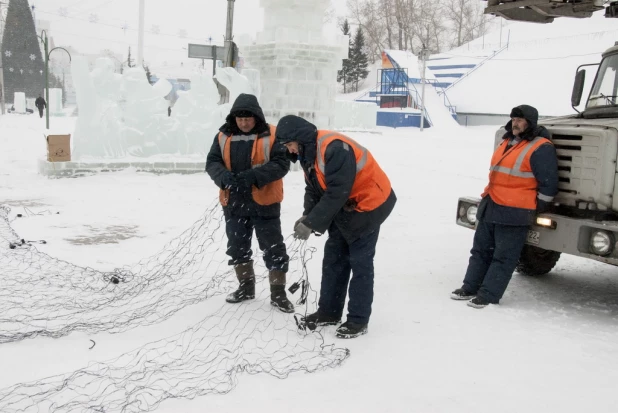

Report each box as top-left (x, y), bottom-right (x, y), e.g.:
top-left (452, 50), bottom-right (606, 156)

top-left (441, 43), bottom-right (508, 93)
top-left (407, 82), bottom-right (433, 126)
top-left (426, 79), bottom-right (457, 115)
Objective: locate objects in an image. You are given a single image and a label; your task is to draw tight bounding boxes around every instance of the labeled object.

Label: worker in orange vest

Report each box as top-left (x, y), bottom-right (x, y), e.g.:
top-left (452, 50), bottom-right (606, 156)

top-left (206, 94), bottom-right (294, 313)
top-left (452, 105), bottom-right (559, 308)
top-left (276, 115), bottom-right (397, 339)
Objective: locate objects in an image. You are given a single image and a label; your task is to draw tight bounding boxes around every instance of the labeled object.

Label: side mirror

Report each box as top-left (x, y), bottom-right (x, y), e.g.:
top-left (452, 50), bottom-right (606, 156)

top-left (571, 70), bottom-right (586, 108)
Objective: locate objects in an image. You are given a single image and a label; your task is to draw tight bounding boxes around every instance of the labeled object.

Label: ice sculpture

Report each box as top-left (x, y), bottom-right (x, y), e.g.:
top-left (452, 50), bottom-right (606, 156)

top-left (69, 57), bottom-right (257, 160)
top-left (48, 88), bottom-right (63, 115)
top-left (243, 0), bottom-right (348, 128)
top-left (13, 92), bottom-right (26, 113)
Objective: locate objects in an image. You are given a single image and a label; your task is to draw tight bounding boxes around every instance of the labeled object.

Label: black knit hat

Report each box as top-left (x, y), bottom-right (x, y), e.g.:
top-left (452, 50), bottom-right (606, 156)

top-left (510, 105), bottom-right (538, 128)
top-left (232, 110), bottom-right (255, 118)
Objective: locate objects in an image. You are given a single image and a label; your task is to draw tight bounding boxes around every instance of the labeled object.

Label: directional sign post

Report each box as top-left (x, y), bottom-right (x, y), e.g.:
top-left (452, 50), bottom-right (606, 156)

top-left (188, 43), bottom-right (225, 74)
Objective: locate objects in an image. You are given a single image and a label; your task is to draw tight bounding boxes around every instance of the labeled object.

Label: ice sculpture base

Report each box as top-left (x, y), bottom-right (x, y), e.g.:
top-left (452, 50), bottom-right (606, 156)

top-left (38, 159), bottom-right (205, 177)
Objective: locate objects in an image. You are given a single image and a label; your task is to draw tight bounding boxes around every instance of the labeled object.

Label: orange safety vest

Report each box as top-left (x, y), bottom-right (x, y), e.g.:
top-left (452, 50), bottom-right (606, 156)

top-left (314, 131), bottom-right (391, 212)
top-left (482, 136), bottom-right (552, 210)
top-left (218, 125), bottom-right (283, 207)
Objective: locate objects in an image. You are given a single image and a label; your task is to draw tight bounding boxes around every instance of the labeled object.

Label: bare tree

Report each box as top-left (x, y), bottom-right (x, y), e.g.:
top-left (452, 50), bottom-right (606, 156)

top-left (345, 0), bottom-right (493, 58)
top-left (346, 0), bottom-right (387, 61)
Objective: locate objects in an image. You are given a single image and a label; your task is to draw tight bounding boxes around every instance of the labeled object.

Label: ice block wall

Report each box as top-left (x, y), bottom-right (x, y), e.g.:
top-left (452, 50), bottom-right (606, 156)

top-left (243, 0), bottom-right (348, 129)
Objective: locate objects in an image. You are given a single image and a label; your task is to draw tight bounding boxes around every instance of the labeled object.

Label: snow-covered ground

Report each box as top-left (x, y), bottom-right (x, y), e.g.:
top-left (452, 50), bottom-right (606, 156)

top-left (1, 114), bottom-right (617, 412)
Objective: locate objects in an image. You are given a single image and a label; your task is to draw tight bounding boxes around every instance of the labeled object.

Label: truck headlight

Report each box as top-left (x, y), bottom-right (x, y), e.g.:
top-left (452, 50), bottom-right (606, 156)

top-left (590, 230), bottom-right (614, 256)
top-left (466, 206), bottom-right (478, 225)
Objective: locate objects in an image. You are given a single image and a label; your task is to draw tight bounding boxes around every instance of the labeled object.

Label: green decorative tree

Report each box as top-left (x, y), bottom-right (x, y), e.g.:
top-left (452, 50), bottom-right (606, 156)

top-left (144, 64), bottom-right (153, 84)
top-left (1, 0), bottom-right (45, 100)
top-left (126, 47), bottom-right (134, 68)
top-left (350, 27), bottom-right (370, 93)
top-left (337, 19), bottom-right (354, 94)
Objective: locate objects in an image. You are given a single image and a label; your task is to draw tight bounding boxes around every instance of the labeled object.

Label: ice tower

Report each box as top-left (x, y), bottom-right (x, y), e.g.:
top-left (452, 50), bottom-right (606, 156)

top-left (243, 0), bottom-right (348, 128)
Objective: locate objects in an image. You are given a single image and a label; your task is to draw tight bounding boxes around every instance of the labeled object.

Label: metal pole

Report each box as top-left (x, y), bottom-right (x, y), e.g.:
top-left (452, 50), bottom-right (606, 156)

top-left (137, 0), bottom-right (145, 66)
top-left (212, 46), bottom-right (217, 75)
top-left (0, 17), bottom-right (6, 115)
top-left (44, 33), bottom-right (49, 129)
top-left (224, 0), bottom-right (235, 68)
top-left (420, 46), bottom-right (427, 132)
top-left (0, 2), bottom-right (5, 115)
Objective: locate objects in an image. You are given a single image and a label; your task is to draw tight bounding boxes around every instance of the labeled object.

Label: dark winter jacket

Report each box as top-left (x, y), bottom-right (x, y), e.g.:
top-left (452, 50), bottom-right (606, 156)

top-left (35, 97), bottom-right (46, 109)
top-left (276, 115), bottom-right (396, 242)
top-left (478, 105), bottom-right (559, 226)
top-left (205, 94), bottom-right (289, 217)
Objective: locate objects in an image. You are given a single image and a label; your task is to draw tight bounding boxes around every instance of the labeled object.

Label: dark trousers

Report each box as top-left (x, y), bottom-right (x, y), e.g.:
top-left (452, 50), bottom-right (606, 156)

top-left (38, 107), bottom-right (44, 118)
top-left (224, 214), bottom-right (289, 273)
top-left (318, 223), bottom-right (380, 325)
top-left (462, 219), bottom-right (529, 303)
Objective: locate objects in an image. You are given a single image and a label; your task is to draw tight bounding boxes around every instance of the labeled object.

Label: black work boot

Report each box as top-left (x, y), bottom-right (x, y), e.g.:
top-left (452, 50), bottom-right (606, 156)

top-left (450, 288), bottom-right (476, 301)
top-left (226, 262), bottom-right (256, 303)
top-left (301, 311), bottom-right (341, 330)
top-left (335, 321), bottom-right (368, 339)
top-left (270, 284), bottom-right (294, 313)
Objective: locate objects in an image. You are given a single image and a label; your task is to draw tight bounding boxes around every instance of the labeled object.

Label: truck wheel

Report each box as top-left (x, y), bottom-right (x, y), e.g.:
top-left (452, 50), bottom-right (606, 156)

top-left (515, 245), bottom-right (561, 276)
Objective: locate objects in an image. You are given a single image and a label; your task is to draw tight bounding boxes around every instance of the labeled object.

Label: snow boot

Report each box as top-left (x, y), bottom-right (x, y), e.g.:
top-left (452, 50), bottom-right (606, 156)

top-left (226, 262), bottom-right (255, 303)
top-left (451, 288), bottom-right (476, 301)
top-left (270, 281), bottom-right (294, 313)
top-left (335, 321), bottom-right (368, 339)
top-left (301, 311), bottom-right (341, 329)
top-left (467, 296), bottom-right (490, 309)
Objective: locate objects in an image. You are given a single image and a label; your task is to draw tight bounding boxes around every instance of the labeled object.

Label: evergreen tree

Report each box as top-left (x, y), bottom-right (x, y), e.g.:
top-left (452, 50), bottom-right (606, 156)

top-left (337, 19), bottom-right (354, 94)
top-left (350, 27), bottom-right (370, 92)
top-left (144, 64), bottom-right (153, 84)
top-left (126, 47), bottom-right (134, 68)
top-left (1, 0), bottom-right (45, 99)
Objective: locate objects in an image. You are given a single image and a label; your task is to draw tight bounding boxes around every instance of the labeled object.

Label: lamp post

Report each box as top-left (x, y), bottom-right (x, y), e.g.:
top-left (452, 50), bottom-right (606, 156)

top-left (39, 30), bottom-right (71, 129)
top-left (137, 0), bottom-right (145, 66)
top-left (0, 1), bottom-right (7, 115)
top-left (419, 44), bottom-right (428, 132)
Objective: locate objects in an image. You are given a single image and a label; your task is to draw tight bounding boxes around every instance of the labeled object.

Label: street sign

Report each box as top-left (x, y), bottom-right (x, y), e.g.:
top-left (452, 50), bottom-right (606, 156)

top-left (188, 44), bottom-right (225, 60)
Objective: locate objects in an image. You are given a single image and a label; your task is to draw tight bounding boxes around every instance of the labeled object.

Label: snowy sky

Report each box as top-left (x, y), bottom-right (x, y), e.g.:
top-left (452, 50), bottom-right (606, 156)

top-left (28, 0), bottom-right (348, 66)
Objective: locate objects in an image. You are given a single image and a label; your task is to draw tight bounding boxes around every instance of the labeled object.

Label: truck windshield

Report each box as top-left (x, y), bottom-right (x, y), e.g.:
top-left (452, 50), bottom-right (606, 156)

top-left (588, 54), bottom-right (618, 109)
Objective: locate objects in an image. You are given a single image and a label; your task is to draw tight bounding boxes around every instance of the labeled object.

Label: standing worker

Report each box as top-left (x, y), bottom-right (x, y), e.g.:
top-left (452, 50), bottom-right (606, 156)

top-left (451, 104), bottom-right (559, 308)
top-left (206, 93), bottom-right (294, 313)
top-left (276, 115), bottom-right (397, 339)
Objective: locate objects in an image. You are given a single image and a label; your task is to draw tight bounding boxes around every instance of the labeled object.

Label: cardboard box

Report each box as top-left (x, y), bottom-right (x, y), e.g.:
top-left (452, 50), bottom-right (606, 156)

top-left (47, 134), bottom-right (71, 162)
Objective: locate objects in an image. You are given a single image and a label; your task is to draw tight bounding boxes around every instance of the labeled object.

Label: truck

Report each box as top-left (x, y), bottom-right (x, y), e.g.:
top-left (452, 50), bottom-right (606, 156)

top-left (455, 0), bottom-right (618, 275)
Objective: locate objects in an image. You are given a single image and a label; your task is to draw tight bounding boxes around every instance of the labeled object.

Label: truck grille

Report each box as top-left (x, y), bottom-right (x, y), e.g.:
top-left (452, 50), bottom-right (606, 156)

top-left (550, 129), bottom-right (616, 208)
top-left (553, 134), bottom-right (583, 195)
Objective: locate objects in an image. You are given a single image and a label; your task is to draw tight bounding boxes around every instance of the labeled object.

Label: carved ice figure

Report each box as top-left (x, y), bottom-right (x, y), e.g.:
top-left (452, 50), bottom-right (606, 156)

top-left (69, 57), bottom-right (262, 161)
top-left (72, 56), bottom-right (124, 159)
top-left (215, 67), bottom-right (259, 106)
top-left (171, 73), bottom-right (222, 154)
top-left (121, 67), bottom-right (175, 157)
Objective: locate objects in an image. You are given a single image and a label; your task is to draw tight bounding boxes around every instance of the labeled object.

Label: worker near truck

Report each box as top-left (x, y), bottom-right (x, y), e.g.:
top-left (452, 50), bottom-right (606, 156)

top-left (451, 104), bottom-right (559, 308)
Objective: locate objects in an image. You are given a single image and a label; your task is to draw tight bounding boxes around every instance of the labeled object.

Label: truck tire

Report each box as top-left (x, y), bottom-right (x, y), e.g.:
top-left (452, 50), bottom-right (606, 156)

top-left (515, 245), bottom-right (561, 276)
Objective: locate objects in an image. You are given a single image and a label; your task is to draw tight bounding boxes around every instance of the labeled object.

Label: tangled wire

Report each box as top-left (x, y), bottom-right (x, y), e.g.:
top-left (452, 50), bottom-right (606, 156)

top-left (0, 202), bottom-right (349, 412)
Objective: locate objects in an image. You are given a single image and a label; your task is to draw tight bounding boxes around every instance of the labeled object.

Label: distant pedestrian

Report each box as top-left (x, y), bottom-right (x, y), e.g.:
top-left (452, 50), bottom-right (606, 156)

top-left (35, 95), bottom-right (46, 118)
top-left (168, 106), bottom-right (171, 117)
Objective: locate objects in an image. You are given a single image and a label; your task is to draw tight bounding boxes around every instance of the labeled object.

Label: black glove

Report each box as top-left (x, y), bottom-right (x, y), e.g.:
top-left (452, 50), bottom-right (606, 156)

top-left (220, 171), bottom-right (237, 189)
top-left (236, 170), bottom-right (258, 189)
top-left (536, 199), bottom-right (550, 214)
top-left (294, 218), bottom-right (312, 240)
